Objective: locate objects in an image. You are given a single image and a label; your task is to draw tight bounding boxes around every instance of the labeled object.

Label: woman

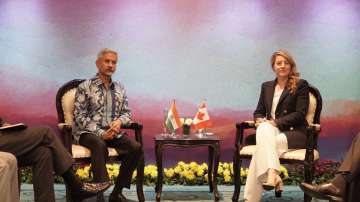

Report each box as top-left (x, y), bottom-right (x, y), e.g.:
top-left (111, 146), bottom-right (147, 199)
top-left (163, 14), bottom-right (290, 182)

top-left (243, 50), bottom-right (309, 201)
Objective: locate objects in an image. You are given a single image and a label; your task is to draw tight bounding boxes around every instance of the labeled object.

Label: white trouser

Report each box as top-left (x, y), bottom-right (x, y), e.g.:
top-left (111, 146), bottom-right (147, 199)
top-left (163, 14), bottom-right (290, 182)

top-left (244, 122), bottom-right (288, 202)
top-left (0, 152), bottom-right (19, 202)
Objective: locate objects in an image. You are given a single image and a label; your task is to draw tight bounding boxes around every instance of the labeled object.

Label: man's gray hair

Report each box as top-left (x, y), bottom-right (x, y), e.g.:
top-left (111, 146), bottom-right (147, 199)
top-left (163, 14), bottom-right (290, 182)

top-left (97, 48), bottom-right (118, 60)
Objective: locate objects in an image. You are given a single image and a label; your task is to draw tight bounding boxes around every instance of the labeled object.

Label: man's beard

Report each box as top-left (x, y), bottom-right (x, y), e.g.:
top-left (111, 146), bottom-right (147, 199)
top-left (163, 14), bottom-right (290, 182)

top-left (104, 71), bottom-right (114, 76)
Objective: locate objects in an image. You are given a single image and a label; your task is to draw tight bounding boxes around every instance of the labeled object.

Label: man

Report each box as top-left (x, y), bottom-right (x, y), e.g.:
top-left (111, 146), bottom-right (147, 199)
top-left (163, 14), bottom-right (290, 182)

top-left (0, 117), bottom-right (110, 202)
top-left (0, 152), bottom-right (19, 202)
top-left (73, 48), bottom-right (144, 202)
top-left (300, 132), bottom-right (360, 202)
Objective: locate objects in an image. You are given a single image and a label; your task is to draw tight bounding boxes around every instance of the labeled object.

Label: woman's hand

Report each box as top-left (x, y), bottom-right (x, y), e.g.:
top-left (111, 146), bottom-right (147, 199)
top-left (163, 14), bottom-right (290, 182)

top-left (255, 118), bottom-right (266, 127)
top-left (255, 118), bottom-right (266, 124)
top-left (266, 119), bottom-right (278, 127)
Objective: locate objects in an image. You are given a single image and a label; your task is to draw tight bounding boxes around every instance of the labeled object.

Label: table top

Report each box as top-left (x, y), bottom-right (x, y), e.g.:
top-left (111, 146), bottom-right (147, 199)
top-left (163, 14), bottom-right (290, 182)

top-left (155, 133), bottom-right (220, 142)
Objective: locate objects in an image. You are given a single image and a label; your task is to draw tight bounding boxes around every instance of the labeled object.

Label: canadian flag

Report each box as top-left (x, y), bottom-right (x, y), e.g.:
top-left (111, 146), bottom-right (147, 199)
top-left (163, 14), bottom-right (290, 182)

top-left (193, 101), bottom-right (212, 130)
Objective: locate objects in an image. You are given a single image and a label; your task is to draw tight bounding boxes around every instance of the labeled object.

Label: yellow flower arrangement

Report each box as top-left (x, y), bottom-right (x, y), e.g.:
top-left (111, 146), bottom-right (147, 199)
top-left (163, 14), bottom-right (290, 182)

top-left (150, 170), bottom-right (158, 179)
top-left (189, 162), bottom-right (198, 170)
top-left (240, 167), bottom-right (247, 177)
top-left (280, 165), bottom-right (289, 178)
top-left (217, 166), bottom-right (224, 175)
top-left (224, 175), bottom-right (232, 183)
top-left (75, 165), bottom-right (91, 180)
top-left (132, 170), bottom-right (137, 180)
top-left (185, 172), bottom-right (196, 181)
top-left (200, 163), bottom-right (208, 171)
top-left (196, 168), bottom-right (205, 177)
top-left (164, 168), bottom-right (175, 178)
top-left (229, 163), bottom-right (234, 175)
top-left (174, 165), bottom-right (182, 174)
top-left (144, 164), bottom-right (158, 180)
top-left (223, 169), bottom-right (231, 177)
top-left (73, 161), bottom-right (290, 186)
top-left (222, 162), bottom-right (229, 169)
top-left (75, 168), bottom-right (88, 180)
top-left (204, 173), bottom-right (208, 182)
top-left (178, 161), bottom-right (186, 166)
top-left (20, 160), bottom-right (340, 186)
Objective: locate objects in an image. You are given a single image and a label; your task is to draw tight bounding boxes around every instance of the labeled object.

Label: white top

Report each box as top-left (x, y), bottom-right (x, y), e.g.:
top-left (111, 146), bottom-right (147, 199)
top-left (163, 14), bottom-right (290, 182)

top-left (271, 85), bottom-right (284, 119)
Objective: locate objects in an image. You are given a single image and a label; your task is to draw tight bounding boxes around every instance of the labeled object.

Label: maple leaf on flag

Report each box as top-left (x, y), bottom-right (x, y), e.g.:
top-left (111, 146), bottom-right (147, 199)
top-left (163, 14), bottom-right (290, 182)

top-left (193, 101), bottom-right (212, 130)
top-left (196, 112), bottom-right (205, 120)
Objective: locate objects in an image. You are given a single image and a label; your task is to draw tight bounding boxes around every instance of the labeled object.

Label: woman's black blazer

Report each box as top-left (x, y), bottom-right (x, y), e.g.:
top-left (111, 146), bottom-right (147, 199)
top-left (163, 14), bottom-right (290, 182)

top-left (253, 79), bottom-right (310, 149)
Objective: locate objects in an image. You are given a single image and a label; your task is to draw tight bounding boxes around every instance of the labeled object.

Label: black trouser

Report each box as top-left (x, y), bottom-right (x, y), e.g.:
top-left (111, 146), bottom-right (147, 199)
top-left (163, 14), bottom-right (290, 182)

top-left (0, 126), bottom-right (73, 202)
top-left (79, 133), bottom-right (143, 189)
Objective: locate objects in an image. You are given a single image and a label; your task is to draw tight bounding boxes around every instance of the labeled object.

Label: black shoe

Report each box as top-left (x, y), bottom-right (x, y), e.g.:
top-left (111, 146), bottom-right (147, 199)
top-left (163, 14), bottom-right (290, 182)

top-left (70, 181), bottom-right (111, 200)
top-left (300, 182), bottom-right (343, 202)
top-left (109, 192), bottom-right (128, 202)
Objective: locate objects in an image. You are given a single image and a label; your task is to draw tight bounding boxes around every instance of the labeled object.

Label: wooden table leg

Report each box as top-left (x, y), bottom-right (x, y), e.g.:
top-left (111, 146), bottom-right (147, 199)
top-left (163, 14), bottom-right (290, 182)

top-left (208, 145), bottom-right (214, 193)
top-left (213, 142), bottom-right (220, 201)
top-left (232, 149), bottom-right (241, 202)
top-left (136, 152), bottom-right (145, 202)
top-left (155, 142), bottom-right (163, 202)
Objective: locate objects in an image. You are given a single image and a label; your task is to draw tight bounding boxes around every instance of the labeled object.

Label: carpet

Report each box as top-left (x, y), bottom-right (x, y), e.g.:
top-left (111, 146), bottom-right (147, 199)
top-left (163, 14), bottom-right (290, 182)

top-left (20, 184), bottom-right (329, 202)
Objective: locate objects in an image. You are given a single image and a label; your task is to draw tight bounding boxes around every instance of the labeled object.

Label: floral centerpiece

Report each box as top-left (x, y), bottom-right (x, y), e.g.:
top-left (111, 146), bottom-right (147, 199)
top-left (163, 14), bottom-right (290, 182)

top-left (180, 118), bottom-right (193, 135)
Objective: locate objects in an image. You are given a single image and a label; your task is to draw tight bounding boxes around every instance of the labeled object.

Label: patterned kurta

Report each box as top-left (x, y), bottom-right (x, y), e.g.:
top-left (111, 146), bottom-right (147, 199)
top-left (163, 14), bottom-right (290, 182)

top-left (72, 75), bottom-right (131, 143)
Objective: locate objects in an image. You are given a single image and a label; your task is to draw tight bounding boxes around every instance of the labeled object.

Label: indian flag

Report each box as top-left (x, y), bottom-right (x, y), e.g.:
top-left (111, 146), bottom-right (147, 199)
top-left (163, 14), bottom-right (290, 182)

top-left (165, 100), bottom-right (182, 132)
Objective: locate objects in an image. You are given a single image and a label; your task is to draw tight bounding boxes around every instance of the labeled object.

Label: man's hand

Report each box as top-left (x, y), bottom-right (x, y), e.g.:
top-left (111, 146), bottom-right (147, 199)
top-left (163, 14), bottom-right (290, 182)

top-left (102, 120), bottom-right (122, 140)
top-left (102, 125), bottom-right (118, 140)
top-left (102, 130), bottom-right (115, 140)
top-left (110, 119), bottom-right (122, 133)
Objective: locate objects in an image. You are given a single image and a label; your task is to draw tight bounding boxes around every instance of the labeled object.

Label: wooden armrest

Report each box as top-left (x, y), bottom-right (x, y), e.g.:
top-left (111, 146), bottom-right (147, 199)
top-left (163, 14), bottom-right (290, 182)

top-left (308, 123), bottom-right (321, 131)
top-left (122, 122), bottom-right (143, 145)
top-left (236, 120), bottom-right (255, 129)
top-left (235, 120), bottom-right (256, 148)
top-left (58, 123), bottom-right (72, 129)
top-left (121, 122), bottom-right (141, 130)
top-left (57, 123), bottom-right (73, 153)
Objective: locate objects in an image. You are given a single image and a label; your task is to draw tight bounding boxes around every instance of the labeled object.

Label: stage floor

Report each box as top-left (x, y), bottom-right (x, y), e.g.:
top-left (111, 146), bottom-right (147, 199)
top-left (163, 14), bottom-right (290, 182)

top-left (20, 184), bottom-right (327, 201)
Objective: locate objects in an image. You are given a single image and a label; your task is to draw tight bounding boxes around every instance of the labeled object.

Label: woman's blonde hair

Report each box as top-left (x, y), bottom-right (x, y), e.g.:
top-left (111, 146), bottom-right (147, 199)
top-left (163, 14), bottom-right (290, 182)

top-left (270, 50), bottom-right (300, 94)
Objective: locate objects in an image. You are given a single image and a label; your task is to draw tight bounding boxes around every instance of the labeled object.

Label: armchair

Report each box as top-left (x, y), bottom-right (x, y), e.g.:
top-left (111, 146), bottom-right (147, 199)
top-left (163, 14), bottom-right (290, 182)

top-left (56, 79), bottom-right (145, 202)
top-left (232, 84), bottom-right (322, 202)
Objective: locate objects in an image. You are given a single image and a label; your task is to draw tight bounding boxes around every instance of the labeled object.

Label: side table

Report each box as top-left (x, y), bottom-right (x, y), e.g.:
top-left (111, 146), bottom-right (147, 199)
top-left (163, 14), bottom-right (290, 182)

top-left (154, 134), bottom-right (221, 201)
